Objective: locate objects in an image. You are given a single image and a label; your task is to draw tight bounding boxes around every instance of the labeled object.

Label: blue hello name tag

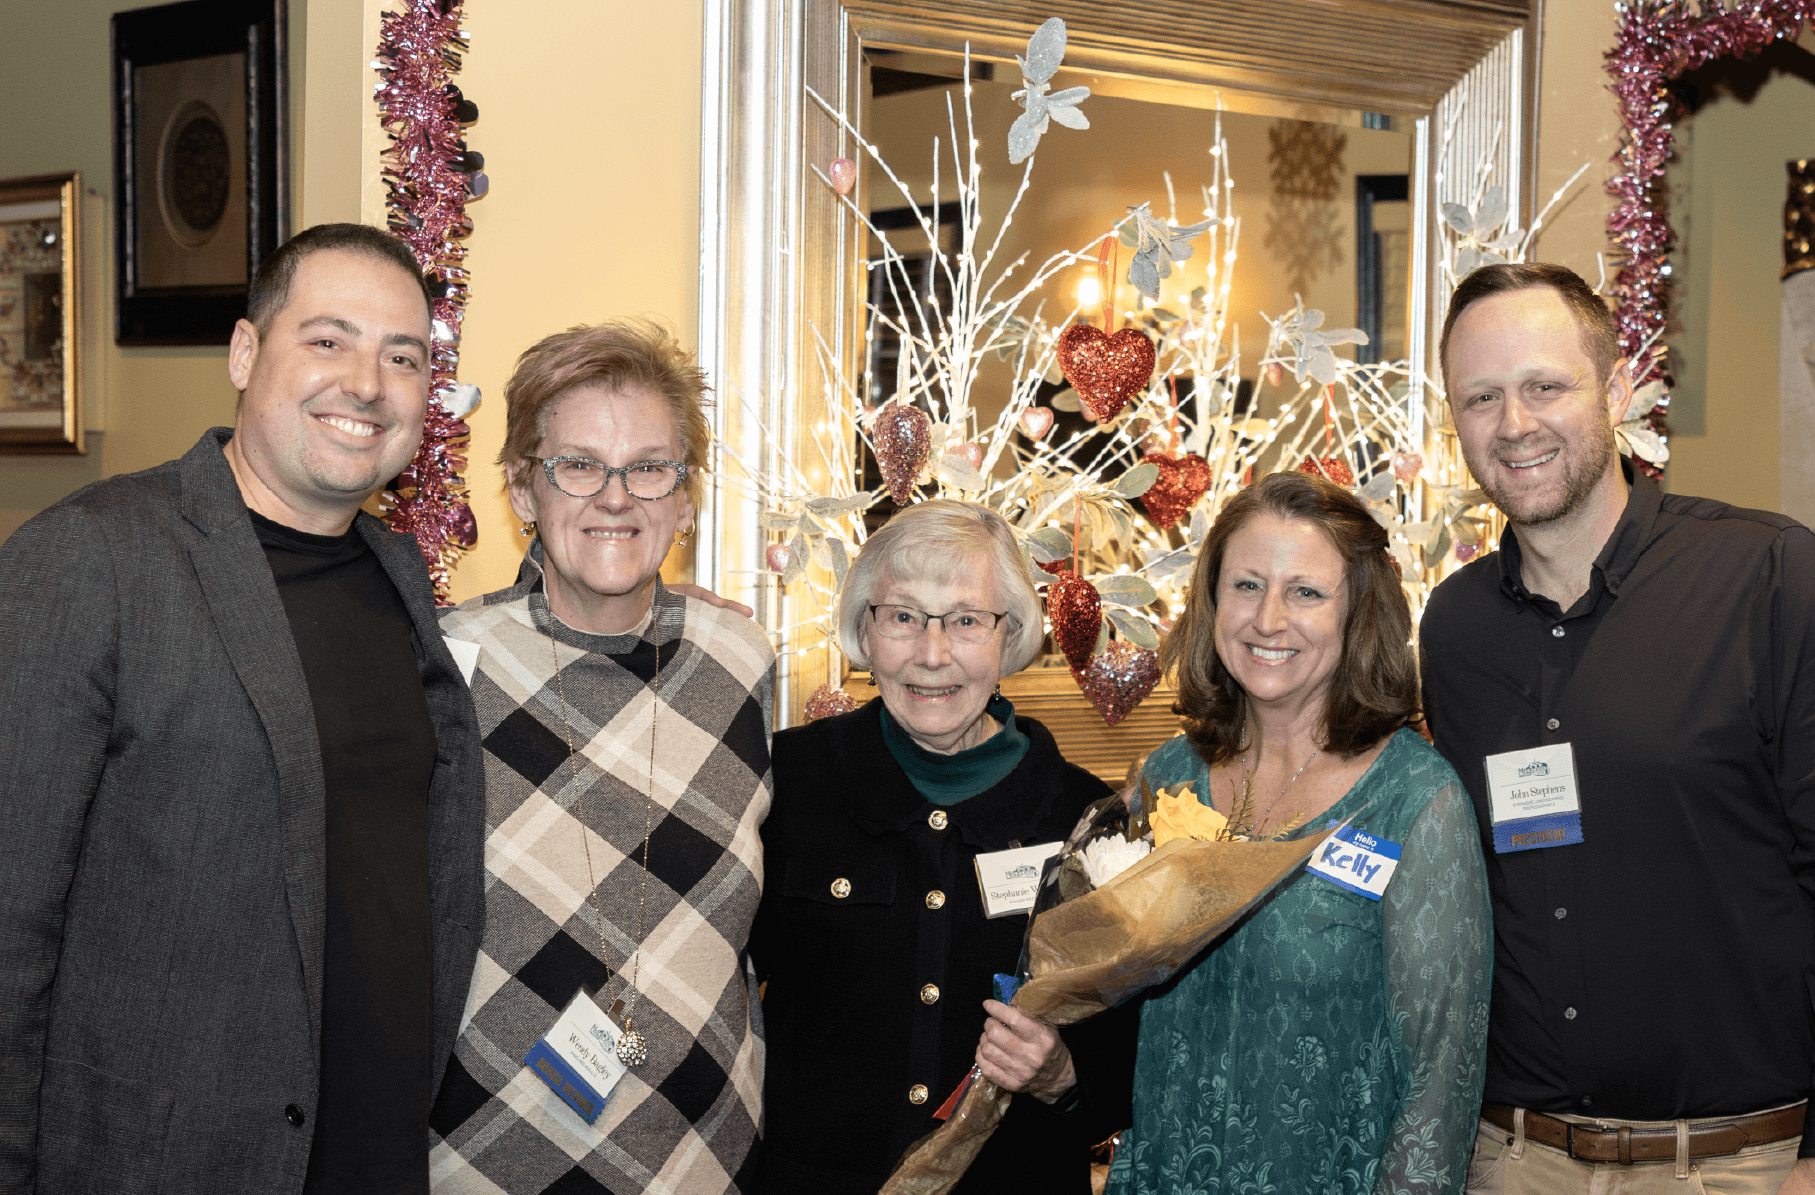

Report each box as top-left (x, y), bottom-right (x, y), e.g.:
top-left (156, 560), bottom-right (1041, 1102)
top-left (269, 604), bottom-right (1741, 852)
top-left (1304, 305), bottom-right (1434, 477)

top-left (1306, 825), bottom-right (1401, 900)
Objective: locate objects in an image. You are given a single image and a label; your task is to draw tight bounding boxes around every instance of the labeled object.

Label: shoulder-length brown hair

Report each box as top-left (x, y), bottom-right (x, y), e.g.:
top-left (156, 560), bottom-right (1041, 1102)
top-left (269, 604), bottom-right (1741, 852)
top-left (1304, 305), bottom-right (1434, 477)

top-left (1161, 470), bottom-right (1418, 765)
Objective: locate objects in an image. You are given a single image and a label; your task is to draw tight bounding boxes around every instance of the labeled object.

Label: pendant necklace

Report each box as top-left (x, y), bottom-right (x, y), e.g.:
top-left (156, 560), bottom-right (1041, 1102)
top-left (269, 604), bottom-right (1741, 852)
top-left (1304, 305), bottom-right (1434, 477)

top-left (549, 593), bottom-right (662, 1067)
top-left (1234, 724), bottom-right (1320, 837)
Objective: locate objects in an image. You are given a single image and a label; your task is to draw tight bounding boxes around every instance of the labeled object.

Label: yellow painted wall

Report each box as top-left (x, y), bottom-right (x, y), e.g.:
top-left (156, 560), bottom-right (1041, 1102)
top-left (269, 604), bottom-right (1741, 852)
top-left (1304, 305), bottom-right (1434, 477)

top-left (1527, 2), bottom-right (1621, 281)
top-left (1662, 70), bottom-right (1815, 509)
top-left (443, 0), bottom-right (704, 603)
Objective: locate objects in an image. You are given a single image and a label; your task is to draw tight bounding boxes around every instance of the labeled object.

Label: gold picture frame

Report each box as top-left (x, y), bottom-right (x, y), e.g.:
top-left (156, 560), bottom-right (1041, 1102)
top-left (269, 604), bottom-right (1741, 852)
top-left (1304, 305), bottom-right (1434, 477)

top-left (0, 171), bottom-right (81, 454)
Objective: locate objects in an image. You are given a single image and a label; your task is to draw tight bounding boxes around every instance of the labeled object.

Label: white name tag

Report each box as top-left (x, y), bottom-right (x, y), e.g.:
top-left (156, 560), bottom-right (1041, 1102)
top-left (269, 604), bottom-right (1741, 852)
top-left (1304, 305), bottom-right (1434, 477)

top-left (521, 990), bottom-right (626, 1124)
top-left (1306, 825), bottom-right (1401, 900)
top-left (974, 841), bottom-right (1063, 918)
top-left (1483, 742), bottom-right (1584, 853)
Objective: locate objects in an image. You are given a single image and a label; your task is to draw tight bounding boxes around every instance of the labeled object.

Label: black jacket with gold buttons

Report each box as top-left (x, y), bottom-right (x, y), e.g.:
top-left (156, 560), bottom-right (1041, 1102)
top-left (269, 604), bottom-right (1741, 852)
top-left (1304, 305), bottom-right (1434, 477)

top-left (751, 698), bottom-right (1134, 1195)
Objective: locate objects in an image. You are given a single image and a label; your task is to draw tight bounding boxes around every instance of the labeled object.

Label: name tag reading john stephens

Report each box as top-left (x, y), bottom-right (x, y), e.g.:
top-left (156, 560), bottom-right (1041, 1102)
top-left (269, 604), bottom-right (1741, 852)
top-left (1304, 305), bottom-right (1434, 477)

top-left (1306, 825), bottom-right (1401, 900)
top-left (974, 842), bottom-right (1063, 918)
top-left (1484, 742), bottom-right (1583, 854)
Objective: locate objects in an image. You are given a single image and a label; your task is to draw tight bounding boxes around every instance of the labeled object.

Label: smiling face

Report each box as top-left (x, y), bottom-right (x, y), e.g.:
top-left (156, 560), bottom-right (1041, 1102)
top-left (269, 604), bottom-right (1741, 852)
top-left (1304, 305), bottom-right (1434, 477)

top-left (225, 249), bottom-right (433, 534)
top-left (1446, 286), bottom-right (1632, 529)
top-left (862, 560), bottom-right (1006, 754)
top-left (509, 383), bottom-right (695, 634)
top-left (1213, 513), bottom-right (1349, 721)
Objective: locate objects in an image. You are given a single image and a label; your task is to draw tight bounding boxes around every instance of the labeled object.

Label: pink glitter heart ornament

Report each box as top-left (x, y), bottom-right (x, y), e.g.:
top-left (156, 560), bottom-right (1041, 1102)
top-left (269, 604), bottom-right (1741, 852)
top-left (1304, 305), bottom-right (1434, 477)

top-left (766, 543), bottom-right (791, 572)
top-left (1019, 407), bottom-right (1054, 440)
top-left (1077, 639), bottom-right (1162, 727)
top-left (949, 442), bottom-right (984, 471)
top-left (829, 158), bottom-right (857, 195)
top-left (873, 401), bottom-right (932, 504)
top-left (1391, 452), bottom-right (1423, 484)
top-left (804, 684), bottom-right (862, 720)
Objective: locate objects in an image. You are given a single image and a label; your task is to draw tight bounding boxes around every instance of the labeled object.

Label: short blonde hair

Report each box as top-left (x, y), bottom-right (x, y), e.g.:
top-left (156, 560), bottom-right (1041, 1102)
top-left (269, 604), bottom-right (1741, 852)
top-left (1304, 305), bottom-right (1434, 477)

top-left (497, 318), bottom-right (711, 507)
top-left (837, 500), bottom-right (1044, 675)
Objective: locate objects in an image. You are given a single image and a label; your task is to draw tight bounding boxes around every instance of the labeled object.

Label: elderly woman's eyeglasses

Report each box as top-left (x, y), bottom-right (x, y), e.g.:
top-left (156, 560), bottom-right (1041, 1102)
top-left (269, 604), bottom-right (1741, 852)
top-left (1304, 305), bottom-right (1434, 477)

top-left (532, 456), bottom-right (688, 500)
top-left (868, 604), bottom-right (1007, 645)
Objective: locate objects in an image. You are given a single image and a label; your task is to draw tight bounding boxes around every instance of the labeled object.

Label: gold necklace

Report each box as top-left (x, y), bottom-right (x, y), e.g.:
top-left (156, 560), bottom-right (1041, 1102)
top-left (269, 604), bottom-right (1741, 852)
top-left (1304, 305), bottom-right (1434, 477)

top-left (548, 594), bottom-right (661, 1067)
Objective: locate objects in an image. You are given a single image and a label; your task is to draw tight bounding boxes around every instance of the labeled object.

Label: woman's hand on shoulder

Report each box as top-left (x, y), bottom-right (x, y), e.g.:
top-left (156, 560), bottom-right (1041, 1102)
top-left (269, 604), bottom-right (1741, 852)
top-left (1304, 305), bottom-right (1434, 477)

top-left (975, 999), bottom-right (1075, 1103)
top-left (670, 583), bottom-right (754, 619)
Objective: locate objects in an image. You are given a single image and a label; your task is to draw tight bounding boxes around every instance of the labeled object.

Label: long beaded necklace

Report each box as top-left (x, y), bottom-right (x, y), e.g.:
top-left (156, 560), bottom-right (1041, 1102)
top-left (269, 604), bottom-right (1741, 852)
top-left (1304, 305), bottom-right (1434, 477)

top-left (548, 594), bottom-right (662, 1067)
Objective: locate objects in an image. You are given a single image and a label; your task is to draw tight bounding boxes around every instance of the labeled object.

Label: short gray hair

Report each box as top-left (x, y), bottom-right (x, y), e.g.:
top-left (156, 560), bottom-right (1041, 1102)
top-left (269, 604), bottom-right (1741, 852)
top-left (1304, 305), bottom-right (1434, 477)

top-left (837, 499), bottom-right (1044, 675)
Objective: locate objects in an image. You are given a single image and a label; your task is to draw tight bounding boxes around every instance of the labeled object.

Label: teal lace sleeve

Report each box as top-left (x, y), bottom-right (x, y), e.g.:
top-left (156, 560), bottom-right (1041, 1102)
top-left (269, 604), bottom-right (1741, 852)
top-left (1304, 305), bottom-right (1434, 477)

top-left (1372, 779), bottom-right (1492, 1195)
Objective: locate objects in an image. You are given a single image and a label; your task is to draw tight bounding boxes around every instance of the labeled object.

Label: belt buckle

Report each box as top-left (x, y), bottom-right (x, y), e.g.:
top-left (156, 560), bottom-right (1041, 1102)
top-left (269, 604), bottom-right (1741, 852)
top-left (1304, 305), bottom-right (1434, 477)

top-left (1564, 1122), bottom-right (1580, 1160)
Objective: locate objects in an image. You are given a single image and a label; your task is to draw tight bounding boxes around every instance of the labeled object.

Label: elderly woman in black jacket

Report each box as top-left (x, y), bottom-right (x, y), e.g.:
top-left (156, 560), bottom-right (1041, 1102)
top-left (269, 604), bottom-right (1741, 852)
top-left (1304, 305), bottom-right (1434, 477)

top-left (751, 499), bottom-right (1131, 1194)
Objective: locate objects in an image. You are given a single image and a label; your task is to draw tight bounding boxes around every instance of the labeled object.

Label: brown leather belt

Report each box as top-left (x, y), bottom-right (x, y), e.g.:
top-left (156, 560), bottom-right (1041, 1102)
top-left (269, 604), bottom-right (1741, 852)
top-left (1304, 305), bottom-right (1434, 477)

top-left (1483, 1103), bottom-right (1806, 1165)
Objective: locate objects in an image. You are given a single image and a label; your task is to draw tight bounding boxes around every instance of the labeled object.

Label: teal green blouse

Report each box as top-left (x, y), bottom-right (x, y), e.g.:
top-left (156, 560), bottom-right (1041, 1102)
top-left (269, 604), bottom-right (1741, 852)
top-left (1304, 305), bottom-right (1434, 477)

top-left (1105, 729), bottom-right (1491, 1195)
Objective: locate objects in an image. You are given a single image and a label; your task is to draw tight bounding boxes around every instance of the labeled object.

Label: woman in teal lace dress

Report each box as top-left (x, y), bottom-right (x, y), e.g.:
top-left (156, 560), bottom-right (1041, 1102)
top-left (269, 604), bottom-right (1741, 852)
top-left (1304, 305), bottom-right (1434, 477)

top-left (1106, 471), bottom-right (1490, 1195)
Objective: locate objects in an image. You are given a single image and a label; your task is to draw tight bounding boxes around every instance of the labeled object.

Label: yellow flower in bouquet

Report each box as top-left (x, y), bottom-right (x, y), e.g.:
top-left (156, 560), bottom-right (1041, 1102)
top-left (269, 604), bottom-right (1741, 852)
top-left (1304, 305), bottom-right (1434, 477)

top-left (1149, 782), bottom-right (1229, 847)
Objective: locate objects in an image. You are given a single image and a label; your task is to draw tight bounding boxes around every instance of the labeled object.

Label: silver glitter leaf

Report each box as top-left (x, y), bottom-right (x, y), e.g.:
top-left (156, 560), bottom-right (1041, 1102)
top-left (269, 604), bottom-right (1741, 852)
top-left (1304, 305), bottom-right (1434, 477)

top-left (1358, 470), bottom-right (1396, 502)
top-left (1025, 525), bottom-right (1073, 564)
top-left (1107, 607), bottom-right (1161, 650)
top-left (806, 491), bottom-right (878, 518)
top-left (1097, 574), bottom-right (1158, 607)
top-left (1112, 462), bottom-right (1159, 499)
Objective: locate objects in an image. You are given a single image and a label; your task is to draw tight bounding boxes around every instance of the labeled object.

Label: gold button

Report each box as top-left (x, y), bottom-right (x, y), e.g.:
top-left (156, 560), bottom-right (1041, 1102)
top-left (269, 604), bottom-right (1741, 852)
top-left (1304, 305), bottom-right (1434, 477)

top-left (830, 878), bottom-right (851, 899)
top-left (925, 890), bottom-right (946, 910)
top-left (920, 983), bottom-right (940, 1004)
top-left (929, 810), bottom-right (949, 830)
top-left (908, 1084), bottom-right (929, 1104)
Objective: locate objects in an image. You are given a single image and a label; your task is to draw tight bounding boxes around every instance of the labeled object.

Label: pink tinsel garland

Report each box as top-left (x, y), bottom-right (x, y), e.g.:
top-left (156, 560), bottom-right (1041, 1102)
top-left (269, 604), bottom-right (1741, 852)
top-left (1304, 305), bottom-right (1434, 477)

top-left (374, 0), bottom-right (477, 602)
top-left (1604, 0), bottom-right (1812, 478)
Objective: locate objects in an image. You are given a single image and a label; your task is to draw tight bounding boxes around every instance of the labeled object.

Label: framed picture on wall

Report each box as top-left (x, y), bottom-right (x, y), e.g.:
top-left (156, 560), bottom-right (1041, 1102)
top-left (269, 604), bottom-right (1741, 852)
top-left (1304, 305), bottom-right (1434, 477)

top-left (0, 172), bottom-right (83, 454)
top-left (112, 0), bottom-right (287, 346)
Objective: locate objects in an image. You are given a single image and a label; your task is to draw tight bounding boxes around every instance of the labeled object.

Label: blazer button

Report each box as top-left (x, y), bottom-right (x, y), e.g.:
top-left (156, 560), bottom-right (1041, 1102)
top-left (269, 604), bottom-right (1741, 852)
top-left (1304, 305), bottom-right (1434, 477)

top-left (909, 1084), bottom-right (929, 1104)
top-left (284, 1104), bottom-right (306, 1127)
top-left (830, 878), bottom-right (851, 899)
top-left (928, 810), bottom-right (949, 830)
top-left (925, 890), bottom-right (946, 910)
top-left (920, 983), bottom-right (940, 1004)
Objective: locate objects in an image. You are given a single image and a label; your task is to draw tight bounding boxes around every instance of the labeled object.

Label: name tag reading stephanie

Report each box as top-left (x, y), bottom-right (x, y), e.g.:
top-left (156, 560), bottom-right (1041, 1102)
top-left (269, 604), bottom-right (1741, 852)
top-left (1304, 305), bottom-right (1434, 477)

top-left (521, 989), bottom-right (627, 1125)
top-left (1306, 825), bottom-right (1401, 900)
top-left (974, 842), bottom-right (1064, 918)
top-left (1484, 742), bottom-right (1584, 854)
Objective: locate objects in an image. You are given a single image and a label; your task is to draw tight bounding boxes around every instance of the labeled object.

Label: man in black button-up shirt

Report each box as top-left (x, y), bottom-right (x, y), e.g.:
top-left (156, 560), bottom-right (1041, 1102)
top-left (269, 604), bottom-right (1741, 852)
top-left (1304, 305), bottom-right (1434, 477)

top-left (1421, 263), bottom-right (1815, 1193)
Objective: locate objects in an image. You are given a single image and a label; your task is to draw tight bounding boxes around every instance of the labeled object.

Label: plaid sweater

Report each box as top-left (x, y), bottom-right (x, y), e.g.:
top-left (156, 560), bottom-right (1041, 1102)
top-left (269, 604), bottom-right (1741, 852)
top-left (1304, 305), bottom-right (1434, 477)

top-left (430, 550), bottom-right (774, 1194)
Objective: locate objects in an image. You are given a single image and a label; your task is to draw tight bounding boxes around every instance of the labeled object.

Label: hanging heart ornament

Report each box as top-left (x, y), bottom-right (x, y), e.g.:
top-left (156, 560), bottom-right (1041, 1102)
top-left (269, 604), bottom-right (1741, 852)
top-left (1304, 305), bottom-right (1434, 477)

top-left (1391, 451), bottom-right (1423, 484)
top-left (1046, 572), bottom-right (1102, 672)
top-left (1078, 639), bottom-right (1163, 727)
top-left (1298, 454), bottom-right (1355, 486)
top-left (1137, 450), bottom-right (1214, 529)
top-left (804, 683), bottom-right (861, 721)
top-left (1019, 406), bottom-right (1055, 440)
top-left (1055, 325), bottom-right (1156, 421)
top-left (828, 158), bottom-right (857, 195)
top-left (873, 401), bottom-right (932, 504)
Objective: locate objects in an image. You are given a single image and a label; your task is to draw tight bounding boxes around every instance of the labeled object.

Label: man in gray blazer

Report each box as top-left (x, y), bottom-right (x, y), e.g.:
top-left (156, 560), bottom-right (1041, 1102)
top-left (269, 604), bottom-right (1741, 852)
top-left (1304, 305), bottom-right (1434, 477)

top-left (0, 224), bottom-right (484, 1194)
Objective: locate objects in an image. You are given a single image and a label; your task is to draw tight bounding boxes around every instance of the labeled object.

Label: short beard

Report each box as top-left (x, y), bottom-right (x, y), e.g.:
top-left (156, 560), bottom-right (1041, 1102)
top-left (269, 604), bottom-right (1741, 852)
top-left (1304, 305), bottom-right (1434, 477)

top-left (1472, 417), bottom-right (1617, 529)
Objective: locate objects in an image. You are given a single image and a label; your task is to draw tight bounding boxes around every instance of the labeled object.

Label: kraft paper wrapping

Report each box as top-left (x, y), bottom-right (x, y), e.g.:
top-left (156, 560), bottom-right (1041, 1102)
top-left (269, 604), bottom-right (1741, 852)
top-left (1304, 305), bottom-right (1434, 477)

top-left (878, 829), bottom-right (1333, 1195)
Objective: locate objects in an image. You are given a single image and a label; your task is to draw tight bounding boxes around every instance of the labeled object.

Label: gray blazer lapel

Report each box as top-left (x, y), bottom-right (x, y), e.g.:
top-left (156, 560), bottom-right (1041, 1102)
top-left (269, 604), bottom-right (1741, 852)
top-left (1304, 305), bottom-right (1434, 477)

top-left (179, 430), bottom-right (328, 1049)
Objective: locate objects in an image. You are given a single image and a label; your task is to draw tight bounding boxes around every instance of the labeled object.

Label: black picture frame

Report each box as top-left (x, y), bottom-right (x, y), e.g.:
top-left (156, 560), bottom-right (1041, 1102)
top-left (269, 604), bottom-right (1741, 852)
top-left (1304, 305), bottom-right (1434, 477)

top-left (112, 0), bottom-right (287, 346)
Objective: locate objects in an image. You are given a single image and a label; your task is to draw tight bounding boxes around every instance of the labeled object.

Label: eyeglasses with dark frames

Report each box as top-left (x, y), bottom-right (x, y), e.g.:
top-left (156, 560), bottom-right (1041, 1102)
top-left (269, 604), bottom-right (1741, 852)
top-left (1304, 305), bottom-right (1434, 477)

top-left (530, 456), bottom-right (688, 501)
top-left (868, 603), bottom-right (1008, 646)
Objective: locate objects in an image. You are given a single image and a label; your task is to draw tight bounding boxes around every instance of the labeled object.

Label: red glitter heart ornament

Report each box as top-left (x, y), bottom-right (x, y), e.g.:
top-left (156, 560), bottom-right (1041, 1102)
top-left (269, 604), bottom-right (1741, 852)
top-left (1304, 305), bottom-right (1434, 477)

top-left (873, 401), bottom-right (932, 504)
top-left (804, 684), bottom-right (861, 721)
top-left (1137, 450), bottom-right (1213, 529)
top-left (1055, 325), bottom-right (1156, 421)
top-left (1046, 572), bottom-right (1102, 672)
top-left (1077, 640), bottom-right (1162, 727)
top-left (1298, 455), bottom-right (1354, 487)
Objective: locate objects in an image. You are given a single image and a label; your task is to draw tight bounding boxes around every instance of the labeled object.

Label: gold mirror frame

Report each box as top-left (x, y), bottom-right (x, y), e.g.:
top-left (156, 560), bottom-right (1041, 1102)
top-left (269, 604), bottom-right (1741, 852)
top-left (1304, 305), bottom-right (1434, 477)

top-left (699, 0), bottom-right (1538, 726)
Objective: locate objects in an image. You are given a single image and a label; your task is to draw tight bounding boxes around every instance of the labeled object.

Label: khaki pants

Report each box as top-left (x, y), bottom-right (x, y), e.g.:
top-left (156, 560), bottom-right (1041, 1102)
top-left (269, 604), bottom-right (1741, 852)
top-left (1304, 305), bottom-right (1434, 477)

top-left (1467, 1112), bottom-right (1801, 1194)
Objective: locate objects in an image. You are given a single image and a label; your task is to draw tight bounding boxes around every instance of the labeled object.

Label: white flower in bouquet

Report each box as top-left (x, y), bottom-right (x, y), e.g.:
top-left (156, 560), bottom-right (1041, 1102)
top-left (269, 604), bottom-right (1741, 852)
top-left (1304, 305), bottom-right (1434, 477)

top-left (1079, 834), bottom-right (1153, 888)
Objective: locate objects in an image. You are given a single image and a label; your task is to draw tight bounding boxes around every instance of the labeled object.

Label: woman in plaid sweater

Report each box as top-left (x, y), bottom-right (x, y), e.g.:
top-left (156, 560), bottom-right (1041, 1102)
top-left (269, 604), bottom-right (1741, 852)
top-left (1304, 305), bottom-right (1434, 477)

top-left (429, 321), bottom-right (774, 1194)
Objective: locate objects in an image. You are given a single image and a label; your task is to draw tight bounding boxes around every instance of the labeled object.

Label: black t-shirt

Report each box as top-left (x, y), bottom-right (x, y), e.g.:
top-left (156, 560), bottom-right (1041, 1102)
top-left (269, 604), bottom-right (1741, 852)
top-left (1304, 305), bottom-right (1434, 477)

top-left (254, 512), bottom-right (437, 1195)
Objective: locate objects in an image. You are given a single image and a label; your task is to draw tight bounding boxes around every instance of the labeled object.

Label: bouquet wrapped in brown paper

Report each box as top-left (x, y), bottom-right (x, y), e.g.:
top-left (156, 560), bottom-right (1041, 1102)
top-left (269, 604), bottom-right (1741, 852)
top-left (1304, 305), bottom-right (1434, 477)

top-left (877, 782), bottom-right (1338, 1195)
